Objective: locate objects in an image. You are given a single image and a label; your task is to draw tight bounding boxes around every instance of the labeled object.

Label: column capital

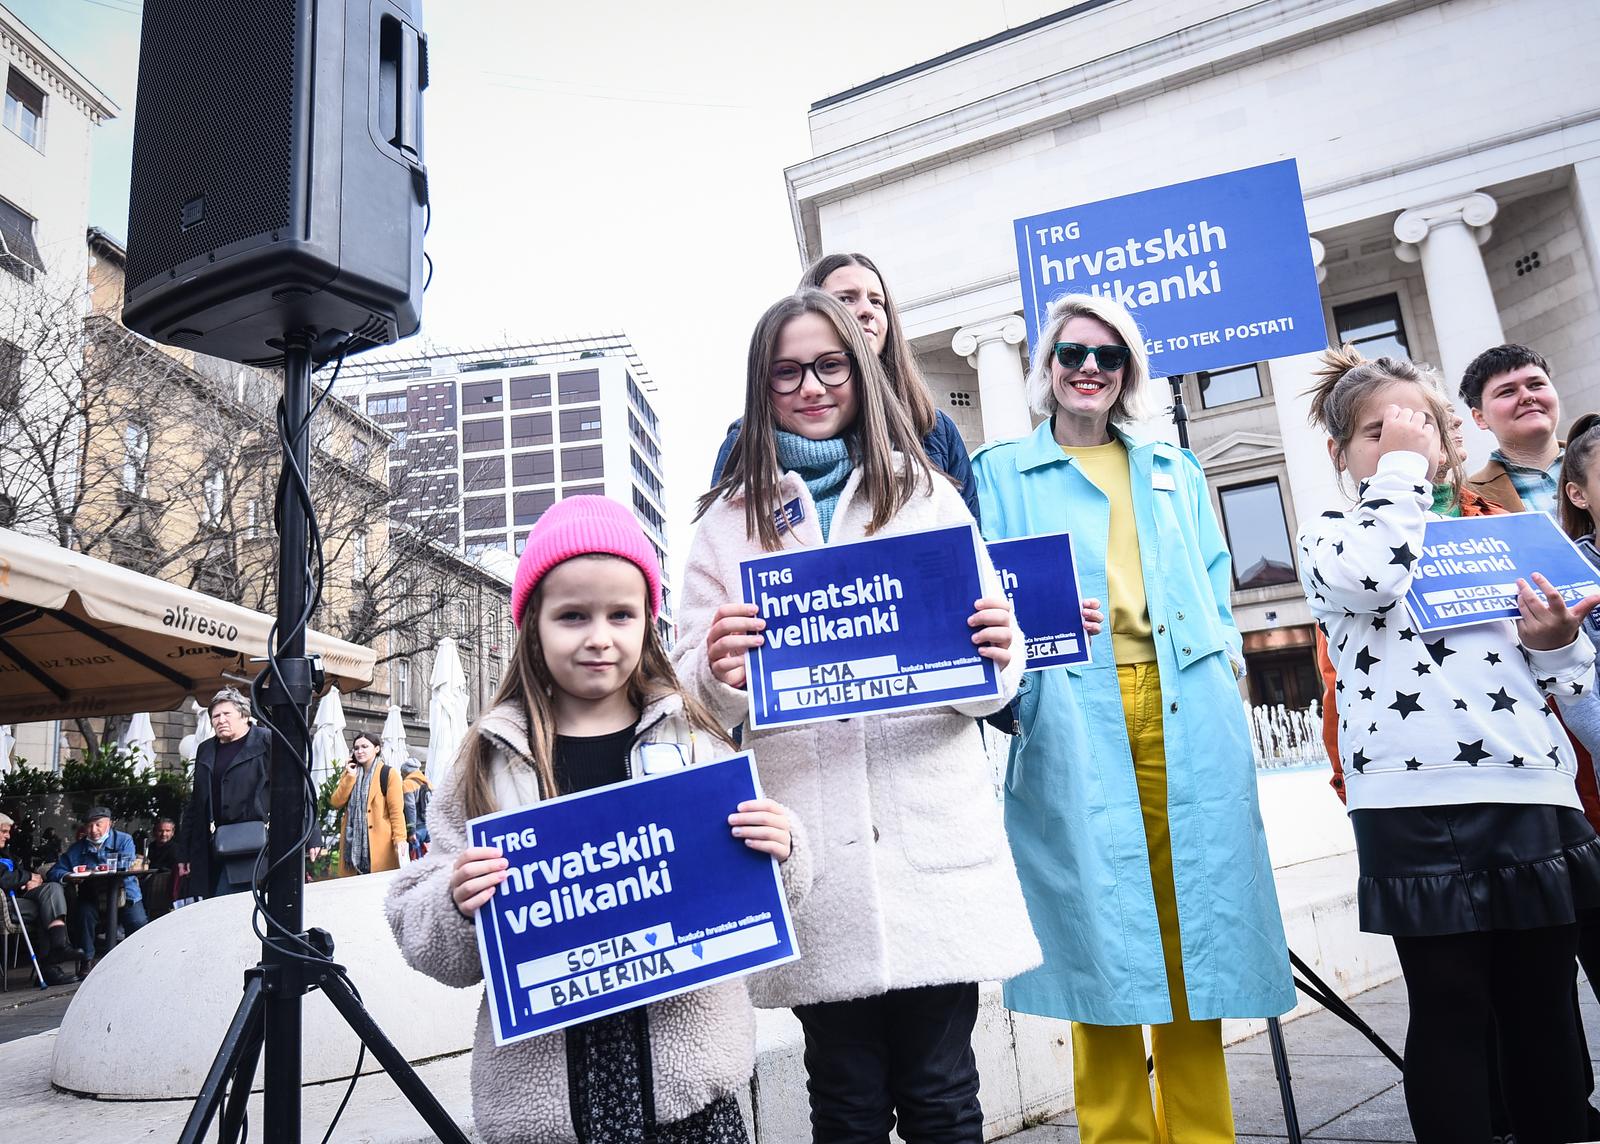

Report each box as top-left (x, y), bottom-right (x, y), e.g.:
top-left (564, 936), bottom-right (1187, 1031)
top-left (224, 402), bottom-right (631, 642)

top-left (951, 314), bottom-right (1028, 363)
top-left (1309, 236), bottom-right (1326, 285)
top-left (1392, 192), bottom-right (1498, 261)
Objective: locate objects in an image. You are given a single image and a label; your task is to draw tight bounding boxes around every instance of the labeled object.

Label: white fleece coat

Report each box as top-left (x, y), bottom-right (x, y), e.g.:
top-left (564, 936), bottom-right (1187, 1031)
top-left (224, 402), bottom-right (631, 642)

top-left (674, 462), bottom-right (1042, 1008)
top-left (384, 694), bottom-right (813, 1144)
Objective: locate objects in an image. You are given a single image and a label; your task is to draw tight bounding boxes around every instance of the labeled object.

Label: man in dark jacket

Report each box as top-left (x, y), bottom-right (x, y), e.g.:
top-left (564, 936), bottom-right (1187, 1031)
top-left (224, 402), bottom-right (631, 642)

top-left (0, 812), bottom-right (79, 984)
top-left (178, 688), bottom-right (273, 897)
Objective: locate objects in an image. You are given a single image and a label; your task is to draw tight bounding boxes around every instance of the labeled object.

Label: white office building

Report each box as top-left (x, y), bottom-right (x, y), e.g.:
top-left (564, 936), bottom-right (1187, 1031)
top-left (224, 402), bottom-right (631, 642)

top-left (335, 334), bottom-right (674, 635)
top-left (783, 0), bottom-right (1600, 706)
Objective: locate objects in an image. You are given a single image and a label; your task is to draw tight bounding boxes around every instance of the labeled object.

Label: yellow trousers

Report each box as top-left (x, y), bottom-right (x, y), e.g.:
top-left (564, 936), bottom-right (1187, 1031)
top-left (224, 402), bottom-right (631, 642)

top-left (1071, 663), bottom-right (1236, 1144)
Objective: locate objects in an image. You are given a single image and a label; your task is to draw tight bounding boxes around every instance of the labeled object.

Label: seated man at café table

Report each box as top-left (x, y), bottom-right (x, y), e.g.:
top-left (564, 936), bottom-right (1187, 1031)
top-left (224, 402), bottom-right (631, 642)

top-left (0, 812), bottom-right (81, 985)
top-left (143, 816), bottom-right (181, 918)
top-left (48, 807), bottom-right (147, 977)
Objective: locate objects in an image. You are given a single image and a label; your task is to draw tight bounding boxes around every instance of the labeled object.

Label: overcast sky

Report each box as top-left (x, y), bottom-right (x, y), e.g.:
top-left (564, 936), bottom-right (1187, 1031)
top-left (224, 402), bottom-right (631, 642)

top-left (9, 0), bottom-right (1060, 587)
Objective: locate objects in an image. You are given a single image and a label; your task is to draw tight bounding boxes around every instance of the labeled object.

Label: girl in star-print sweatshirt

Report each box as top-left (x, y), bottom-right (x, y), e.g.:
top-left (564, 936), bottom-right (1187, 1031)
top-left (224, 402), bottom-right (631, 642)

top-left (1298, 346), bottom-right (1600, 1144)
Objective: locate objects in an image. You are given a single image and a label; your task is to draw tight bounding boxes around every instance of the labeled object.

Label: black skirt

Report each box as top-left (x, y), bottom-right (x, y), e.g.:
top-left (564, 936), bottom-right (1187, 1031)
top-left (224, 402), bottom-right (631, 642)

top-left (1352, 802), bottom-right (1600, 937)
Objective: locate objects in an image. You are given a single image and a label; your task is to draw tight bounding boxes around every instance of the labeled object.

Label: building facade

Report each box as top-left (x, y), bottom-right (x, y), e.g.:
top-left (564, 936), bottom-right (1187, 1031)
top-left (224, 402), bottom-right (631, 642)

top-left (335, 335), bottom-right (674, 635)
top-left (783, 0), bottom-right (1600, 705)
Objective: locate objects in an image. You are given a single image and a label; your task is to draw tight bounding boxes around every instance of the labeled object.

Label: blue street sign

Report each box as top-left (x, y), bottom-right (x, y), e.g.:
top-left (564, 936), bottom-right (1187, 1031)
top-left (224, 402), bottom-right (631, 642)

top-left (987, 533), bottom-right (1091, 670)
top-left (468, 753), bottom-right (798, 1045)
top-left (740, 524), bottom-right (1002, 729)
top-left (1013, 159), bottom-right (1328, 377)
top-left (1404, 513), bottom-right (1600, 633)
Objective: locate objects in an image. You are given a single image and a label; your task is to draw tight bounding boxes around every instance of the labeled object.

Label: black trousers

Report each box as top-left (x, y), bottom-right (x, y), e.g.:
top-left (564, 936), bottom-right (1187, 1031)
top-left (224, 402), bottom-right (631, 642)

top-left (1395, 925), bottom-right (1588, 1144)
top-left (792, 982), bottom-right (983, 1144)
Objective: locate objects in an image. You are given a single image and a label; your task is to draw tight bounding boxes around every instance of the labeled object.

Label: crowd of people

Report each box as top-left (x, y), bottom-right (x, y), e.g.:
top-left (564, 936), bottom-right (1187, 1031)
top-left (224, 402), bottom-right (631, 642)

top-left (1, 688), bottom-right (436, 987)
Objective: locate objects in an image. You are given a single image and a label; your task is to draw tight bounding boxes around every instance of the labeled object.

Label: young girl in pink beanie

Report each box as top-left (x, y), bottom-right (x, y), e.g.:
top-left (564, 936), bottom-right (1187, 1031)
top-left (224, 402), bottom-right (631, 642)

top-left (385, 495), bottom-right (809, 1144)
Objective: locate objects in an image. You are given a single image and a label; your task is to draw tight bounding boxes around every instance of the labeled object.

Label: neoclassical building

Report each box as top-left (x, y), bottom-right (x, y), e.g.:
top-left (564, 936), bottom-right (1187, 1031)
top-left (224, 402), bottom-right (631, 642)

top-left (783, 0), bottom-right (1600, 707)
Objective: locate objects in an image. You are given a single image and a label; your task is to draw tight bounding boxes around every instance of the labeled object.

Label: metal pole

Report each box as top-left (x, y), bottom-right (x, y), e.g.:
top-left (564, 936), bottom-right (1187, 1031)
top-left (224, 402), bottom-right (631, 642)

top-left (1169, 375), bottom-right (1190, 450)
top-left (263, 335), bottom-right (314, 1141)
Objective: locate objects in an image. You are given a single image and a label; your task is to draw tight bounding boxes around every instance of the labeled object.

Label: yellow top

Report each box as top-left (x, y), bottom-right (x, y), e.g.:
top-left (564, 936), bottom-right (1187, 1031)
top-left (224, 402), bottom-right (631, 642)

top-left (1060, 439), bottom-right (1156, 664)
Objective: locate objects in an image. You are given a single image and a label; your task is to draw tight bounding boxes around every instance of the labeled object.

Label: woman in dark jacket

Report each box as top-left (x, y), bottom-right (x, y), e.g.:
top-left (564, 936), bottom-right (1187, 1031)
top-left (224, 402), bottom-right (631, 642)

top-left (709, 252), bottom-right (979, 519)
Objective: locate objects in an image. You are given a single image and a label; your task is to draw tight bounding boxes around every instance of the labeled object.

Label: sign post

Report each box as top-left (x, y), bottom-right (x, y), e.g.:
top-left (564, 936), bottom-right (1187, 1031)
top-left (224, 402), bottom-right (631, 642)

top-left (469, 754), bottom-right (798, 1045)
top-left (740, 524), bottom-right (1002, 729)
top-left (1013, 159), bottom-right (1327, 376)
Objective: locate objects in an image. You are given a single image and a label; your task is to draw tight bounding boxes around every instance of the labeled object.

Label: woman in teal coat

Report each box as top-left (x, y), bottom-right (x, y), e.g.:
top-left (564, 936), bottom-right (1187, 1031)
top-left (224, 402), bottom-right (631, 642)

top-left (973, 293), bottom-right (1292, 1144)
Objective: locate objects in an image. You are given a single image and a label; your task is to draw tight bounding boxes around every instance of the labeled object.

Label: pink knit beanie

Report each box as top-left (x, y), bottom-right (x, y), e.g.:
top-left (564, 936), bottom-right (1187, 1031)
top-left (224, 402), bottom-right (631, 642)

top-left (511, 496), bottom-right (663, 627)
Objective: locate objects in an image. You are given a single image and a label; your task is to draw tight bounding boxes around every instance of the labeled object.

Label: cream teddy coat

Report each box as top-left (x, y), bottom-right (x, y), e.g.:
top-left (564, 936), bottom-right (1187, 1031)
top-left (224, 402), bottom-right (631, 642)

top-left (674, 462), bottom-right (1042, 1008)
top-left (384, 693), bottom-right (812, 1144)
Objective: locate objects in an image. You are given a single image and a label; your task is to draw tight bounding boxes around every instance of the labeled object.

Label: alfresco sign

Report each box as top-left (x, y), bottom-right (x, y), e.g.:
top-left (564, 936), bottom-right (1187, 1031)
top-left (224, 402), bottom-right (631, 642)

top-left (161, 604), bottom-right (240, 643)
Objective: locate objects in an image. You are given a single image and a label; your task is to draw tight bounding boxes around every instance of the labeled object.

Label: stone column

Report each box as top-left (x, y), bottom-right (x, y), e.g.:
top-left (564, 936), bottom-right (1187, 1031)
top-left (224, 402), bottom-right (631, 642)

top-left (1392, 192), bottom-right (1502, 468)
top-left (1571, 158), bottom-right (1600, 332)
top-left (952, 315), bottom-right (1032, 443)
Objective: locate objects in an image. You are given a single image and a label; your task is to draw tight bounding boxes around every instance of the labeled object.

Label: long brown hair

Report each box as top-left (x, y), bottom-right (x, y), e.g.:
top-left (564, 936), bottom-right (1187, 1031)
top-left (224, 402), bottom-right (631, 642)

top-left (1306, 344), bottom-right (1465, 504)
top-left (799, 252), bottom-right (936, 439)
top-left (1559, 412), bottom-right (1600, 540)
top-left (696, 290), bottom-right (934, 550)
top-left (457, 556), bottom-right (735, 820)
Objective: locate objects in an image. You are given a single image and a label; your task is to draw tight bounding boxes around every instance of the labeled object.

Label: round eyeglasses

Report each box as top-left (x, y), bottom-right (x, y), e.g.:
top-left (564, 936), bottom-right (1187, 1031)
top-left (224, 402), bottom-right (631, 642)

top-left (769, 351), bottom-right (855, 394)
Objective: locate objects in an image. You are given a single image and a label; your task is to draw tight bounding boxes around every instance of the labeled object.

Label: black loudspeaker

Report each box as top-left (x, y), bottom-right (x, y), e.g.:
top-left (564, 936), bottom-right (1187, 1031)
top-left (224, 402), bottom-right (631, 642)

top-left (122, 0), bottom-right (428, 365)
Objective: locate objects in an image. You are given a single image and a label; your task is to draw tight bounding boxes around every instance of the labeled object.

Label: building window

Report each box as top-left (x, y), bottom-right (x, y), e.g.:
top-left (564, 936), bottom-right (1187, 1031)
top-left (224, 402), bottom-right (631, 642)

top-left (561, 446), bottom-right (605, 483)
top-left (511, 412), bottom-right (552, 448)
top-left (395, 657), bottom-right (411, 708)
top-left (510, 374), bottom-right (551, 409)
top-left (0, 338), bottom-right (21, 410)
top-left (353, 529), bottom-right (368, 579)
top-left (513, 450), bottom-right (555, 486)
top-left (0, 197), bottom-right (43, 283)
top-left (0, 492), bottom-right (15, 528)
top-left (3, 68), bottom-right (45, 151)
top-left (122, 423), bottom-right (150, 495)
top-left (464, 495), bottom-right (507, 531)
top-left (461, 380), bottom-right (504, 410)
top-left (513, 490), bottom-right (555, 527)
top-left (1217, 480), bottom-right (1298, 590)
top-left (564, 482), bottom-right (606, 499)
top-left (1196, 363), bottom-right (1264, 409)
top-left (628, 411), bottom-right (660, 463)
top-left (626, 374), bottom-right (659, 433)
top-left (1334, 295), bottom-right (1409, 361)
top-left (464, 455), bottom-right (505, 491)
top-left (632, 488), bottom-right (665, 533)
top-left (558, 369), bottom-right (601, 405)
top-left (631, 449), bottom-right (663, 497)
top-left (366, 392), bottom-right (406, 417)
top-left (243, 499), bottom-right (261, 540)
top-left (560, 407), bottom-right (603, 442)
top-left (202, 469), bottom-right (225, 526)
top-left (462, 417), bottom-right (504, 453)
top-left (466, 538), bottom-right (508, 558)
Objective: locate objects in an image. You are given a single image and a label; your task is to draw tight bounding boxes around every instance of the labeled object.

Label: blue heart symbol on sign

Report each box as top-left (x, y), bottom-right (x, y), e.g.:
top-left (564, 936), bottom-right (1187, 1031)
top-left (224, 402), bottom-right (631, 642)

top-left (645, 932), bottom-right (658, 946)
top-left (692, 942), bottom-right (705, 959)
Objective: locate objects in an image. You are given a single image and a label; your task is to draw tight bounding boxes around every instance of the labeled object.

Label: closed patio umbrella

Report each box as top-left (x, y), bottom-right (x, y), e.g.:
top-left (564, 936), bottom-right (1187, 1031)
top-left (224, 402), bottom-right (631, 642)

top-left (310, 690), bottom-right (350, 786)
top-left (426, 638), bottom-right (469, 793)
top-left (119, 712), bottom-right (158, 775)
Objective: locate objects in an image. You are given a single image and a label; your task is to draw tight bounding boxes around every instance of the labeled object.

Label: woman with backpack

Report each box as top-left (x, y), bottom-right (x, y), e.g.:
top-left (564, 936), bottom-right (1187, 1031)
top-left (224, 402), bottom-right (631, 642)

top-left (331, 731), bottom-right (407, 876)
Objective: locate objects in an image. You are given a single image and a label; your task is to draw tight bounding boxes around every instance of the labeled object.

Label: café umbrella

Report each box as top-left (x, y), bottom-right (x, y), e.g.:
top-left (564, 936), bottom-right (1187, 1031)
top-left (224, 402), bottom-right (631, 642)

top-left (425, 637), bottom-right (468, 792)
top-left (310, 689), bottom-right (350, 786)
top-left (380, 705), bottom-right (408, 770)
top-left (118, 712), bottom-right (158, 775)
top-left (0, 527), bottom-right (375, 722)
top-left (0, 724), bottom-right (12, 773)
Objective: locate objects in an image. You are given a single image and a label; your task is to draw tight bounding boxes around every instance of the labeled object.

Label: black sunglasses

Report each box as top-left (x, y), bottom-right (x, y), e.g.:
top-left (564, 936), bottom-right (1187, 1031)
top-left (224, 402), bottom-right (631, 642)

top-left (1053, 342), bottom-right (1130, 373)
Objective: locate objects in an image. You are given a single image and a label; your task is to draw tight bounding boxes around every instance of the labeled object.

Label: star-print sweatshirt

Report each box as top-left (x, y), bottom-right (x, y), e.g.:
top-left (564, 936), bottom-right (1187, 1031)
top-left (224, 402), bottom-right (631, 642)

top-left (1297, 449), bottom-right (1598, 813)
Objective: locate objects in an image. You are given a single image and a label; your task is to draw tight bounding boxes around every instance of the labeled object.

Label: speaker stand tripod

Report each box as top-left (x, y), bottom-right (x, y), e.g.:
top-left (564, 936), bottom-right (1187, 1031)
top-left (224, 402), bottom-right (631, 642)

top-left (179, 334), bottom-right (469, 1144)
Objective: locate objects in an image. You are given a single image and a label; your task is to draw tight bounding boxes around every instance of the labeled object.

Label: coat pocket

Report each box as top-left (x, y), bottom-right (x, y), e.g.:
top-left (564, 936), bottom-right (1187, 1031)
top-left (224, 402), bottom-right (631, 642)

top-left (885, 714), bottom-right (1003, 872)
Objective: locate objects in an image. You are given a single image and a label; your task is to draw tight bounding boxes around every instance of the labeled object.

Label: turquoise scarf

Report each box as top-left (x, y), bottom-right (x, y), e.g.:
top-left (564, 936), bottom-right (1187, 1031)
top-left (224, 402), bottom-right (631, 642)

top-left (775, 432), bottom-right (852, 541)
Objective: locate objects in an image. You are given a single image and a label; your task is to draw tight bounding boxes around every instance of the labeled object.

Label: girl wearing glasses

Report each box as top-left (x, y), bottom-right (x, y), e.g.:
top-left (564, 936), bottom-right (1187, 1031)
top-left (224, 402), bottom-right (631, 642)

top-left (709, 252), bottom-right (980, 521)
top-left (972, 293), bottom-right (1293, 1144)
top-left (677, 289), bottom-right (1041, 1142)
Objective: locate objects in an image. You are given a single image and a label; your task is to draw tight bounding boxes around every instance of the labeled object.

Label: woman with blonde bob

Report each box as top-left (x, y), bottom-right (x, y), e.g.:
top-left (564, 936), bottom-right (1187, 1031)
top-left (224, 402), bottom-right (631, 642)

top-left (973, 293), bottom-right (1293, 1144)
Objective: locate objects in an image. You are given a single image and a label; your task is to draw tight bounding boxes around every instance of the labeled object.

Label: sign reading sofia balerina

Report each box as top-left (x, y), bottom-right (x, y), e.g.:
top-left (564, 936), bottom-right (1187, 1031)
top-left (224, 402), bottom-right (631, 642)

top-left (1013, 158), bottom-right (1328, 377)
top-left (469, 753), bottom-right (798, 1045)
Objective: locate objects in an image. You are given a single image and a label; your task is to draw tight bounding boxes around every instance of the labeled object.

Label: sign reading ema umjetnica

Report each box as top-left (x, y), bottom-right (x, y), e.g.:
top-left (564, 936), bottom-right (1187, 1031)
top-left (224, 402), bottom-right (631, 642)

top-left (987, 533), bottom-right (1091, 671)
top-left (740, 523), bottom-right (1002, 729)
top-left (469, 754), bottom-right (798, 1045)
top-left (1404, 513), bottom-right (1600, 633)
top-left (1012, 159), bottom-right (1328, 378)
